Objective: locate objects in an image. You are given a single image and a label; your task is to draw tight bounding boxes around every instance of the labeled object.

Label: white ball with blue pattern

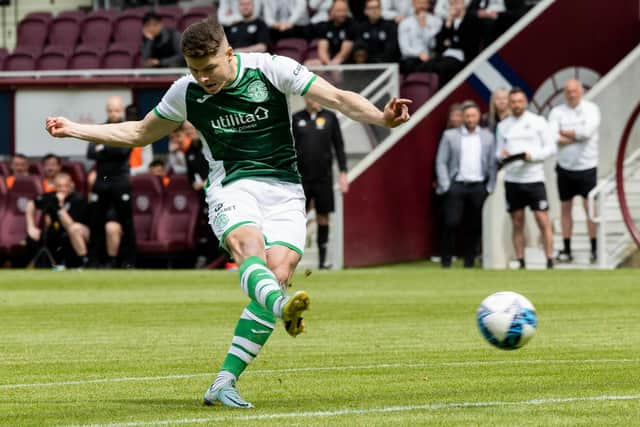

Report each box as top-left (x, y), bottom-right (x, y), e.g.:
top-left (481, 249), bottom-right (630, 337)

top-left (477, 291), bottom-right (537, 350)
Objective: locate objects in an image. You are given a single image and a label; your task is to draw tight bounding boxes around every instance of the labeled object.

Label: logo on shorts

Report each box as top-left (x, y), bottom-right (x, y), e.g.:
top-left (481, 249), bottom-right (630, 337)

top-left (214, 213), bottom-right (229, 230)
top-left (247, 80), bottom-right (269, 102)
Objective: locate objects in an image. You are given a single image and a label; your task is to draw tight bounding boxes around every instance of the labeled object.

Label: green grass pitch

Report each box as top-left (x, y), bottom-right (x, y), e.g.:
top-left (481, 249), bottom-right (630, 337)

top-left (1, 264), bottom-right (639, 426)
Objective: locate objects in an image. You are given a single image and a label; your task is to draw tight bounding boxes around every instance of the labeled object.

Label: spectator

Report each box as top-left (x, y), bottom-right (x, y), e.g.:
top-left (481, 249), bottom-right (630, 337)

top-left (307, 0), bottom-right (356, 66)
top-left (263, 0), bottom-right (310, 41)
top-left (148, 159), bottom-right (170, 187)
top-left (381, 0), bottom-right (414, 23)
top-left (25, 172), bottom-right (90, 268)
top-left (484, 87), bottom-right (510, 133)
top-left (127, 104), bottom-right (153, 176)
top-left (548, 79), bottom-right (600, 263)
top-left (225, 0), bottom-right (270, 53)
top-left (354, 0), bottom-right (401, 63)
top-left (435, 100), bottom-right (496, 268)
top-left (433, 0), bottom-right (471, 19)
top-left (182, 121), bottom-right (208, 192)
top-left (496, 87), bottom-right (555, 269)
top-left (292, 98), bottom-right (348, 269)
top-left (422, 0), bottom-right (480, 86)
top-left (218, 0), bottom-right (242, 26)
top-left (398, 0), bottom-right (442, 74)
top-left (41, 153), bottom-right (63, 193)
top-left (86, 96), bottom-right (136, 268)
top-left (309, 0), bottom-right (333, 24)
top-left (6, 153), bottom-right (29, 189)
top-left (168, 124), bottom-right (188, 175)
top-left (141, 11), bottom-right (185, 68)
top-left (468, 0), bottom-right (527, 46)
top-left (446, 102), bottom-right (463, 128)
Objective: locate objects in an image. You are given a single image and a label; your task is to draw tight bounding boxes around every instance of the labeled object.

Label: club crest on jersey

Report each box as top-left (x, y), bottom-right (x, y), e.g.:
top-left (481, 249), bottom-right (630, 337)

top-left (247, 80), bottom-right (269, 102)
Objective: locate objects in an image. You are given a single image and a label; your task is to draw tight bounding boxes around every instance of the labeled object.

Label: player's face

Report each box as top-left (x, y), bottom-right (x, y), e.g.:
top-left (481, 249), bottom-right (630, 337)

top-left (509, 92), bottom-right (528, 117)
top-left (186, 49), bottom-right (235, 95)
top-left (43, 158), bottom-right (61, 178)
top-left (463, 107), bottom-right (480, 130)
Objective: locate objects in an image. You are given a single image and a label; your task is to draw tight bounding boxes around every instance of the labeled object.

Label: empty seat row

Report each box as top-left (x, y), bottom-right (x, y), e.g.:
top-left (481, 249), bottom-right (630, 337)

top-left (3, 47), bottom-right (142, 71)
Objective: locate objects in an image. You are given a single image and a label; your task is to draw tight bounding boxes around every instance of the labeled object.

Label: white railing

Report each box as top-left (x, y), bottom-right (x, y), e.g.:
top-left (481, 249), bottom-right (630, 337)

top-left (588, 146), bottom-right (640, 268)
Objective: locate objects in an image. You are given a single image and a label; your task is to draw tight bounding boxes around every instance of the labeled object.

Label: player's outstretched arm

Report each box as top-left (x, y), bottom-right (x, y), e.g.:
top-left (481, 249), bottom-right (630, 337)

top-left (304, 75), bottom-right (411, 128)
top-left (45, 110), bottom-right (180, 148)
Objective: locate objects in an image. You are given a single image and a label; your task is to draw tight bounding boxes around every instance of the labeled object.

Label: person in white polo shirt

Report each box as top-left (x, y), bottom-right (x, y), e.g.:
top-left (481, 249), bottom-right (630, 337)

top-left (496, 87), bottom-right (556, 269)
top-left (548, 79), bottom-right (600, 263)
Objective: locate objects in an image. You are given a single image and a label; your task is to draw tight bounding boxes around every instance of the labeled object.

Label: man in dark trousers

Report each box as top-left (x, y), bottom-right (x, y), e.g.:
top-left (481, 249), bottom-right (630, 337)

top-left (292, 98), bottom-right (349, 269)
top-left (435, 100), bottom-right (496, 268)
top-left (87, 95), bottom-right (136, 268)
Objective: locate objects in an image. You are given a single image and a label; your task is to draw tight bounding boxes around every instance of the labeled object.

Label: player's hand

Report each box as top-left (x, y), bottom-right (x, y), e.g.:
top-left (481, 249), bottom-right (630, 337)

top-left (383, 97), bottom-right (411, 128)
top-left (45, 117), bottom-right (73, 138)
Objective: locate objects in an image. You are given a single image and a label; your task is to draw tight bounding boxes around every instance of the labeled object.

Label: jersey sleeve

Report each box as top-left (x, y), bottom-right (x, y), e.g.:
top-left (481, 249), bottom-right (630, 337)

top-left (153, 75), bottom-right (191, 123)
top-left (261, 54), bottom-right (317, 96)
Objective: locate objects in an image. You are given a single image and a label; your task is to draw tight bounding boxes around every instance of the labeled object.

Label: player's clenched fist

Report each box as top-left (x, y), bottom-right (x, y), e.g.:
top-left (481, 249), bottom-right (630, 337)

top-left (383, 97), bottom-right (412, 128)
top-left (45, 117), bottom-right (73, 138)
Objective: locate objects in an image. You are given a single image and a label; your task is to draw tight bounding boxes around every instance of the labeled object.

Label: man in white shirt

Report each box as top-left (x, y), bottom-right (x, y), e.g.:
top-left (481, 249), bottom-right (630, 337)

top-left (496, 87), bottom-right (556, 269)
top-left (398, 0), bottom-right (442, 74)
top-left (436, 101), bottom-right (496, 268)
top-left (548, 79), bottom-right (600, 263)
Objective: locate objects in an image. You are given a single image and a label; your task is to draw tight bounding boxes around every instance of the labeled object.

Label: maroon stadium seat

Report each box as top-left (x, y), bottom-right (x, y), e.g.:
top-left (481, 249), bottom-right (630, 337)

top-left (400, 72), bottom-right (439, 114)
top-left (305, 39), bottom-right (320, 61)
top-left (24, 11), bottom-right (53, 22)
top-left (69, 46), bottom-right (103, 70)
top-left (137, 175), bottom-right (199, 261)
top-left (121, 7), bottom-right (150, 18)
top-left (57, 10), bottom-right (86, 21)
top-left (0, 175), bottom-right (42, 257)
top-left (0, 177), bottom-right (7, 224)
top-left (273, 38), bottom-right (308, 63)
top-left (36, 51), bottom-right (69, 70)
top-left (0, 48), bottom-right (7, 69)
top-left (49, 16), bottom-right (82, 48)
top-left (61, 161), bottom-right (86, 195)
top-left (43, 44), bottom-right (75, 57)
top-left (102, 47), bottom-right (135, 69)
top-left (156, 6), bottom-right (182, 28)
top-left (131, 174), bottom-right (164, 246)
top-left (28, 162), bottom-right (43, 177)
top-left (112, 16), bottom-right (143, 45)
top-left (3, 52), bottom-right (36, 71)
top-left (80, 15), bottom-right (114, 51)
top-left (86, 9), bottom-right (118, 21)
top-left (188, 5), bottom-right (216, 16)
top-left (108, 42), bottom-right (140, 55)
top-left (179, 12), bottom-right (208, 32)
top-left (16, 16), bottom-right (50, 53)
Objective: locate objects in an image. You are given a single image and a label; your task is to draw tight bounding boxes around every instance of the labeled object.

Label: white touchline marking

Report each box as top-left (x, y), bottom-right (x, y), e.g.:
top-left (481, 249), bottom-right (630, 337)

top-left (62, 394), bottom-right (640, 427)
top-left (2, 359), bottom-right (639, 390)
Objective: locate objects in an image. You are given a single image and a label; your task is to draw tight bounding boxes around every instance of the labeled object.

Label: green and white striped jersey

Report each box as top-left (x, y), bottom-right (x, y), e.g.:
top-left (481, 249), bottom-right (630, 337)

top-left (154, 52), bottom-right (317, 187)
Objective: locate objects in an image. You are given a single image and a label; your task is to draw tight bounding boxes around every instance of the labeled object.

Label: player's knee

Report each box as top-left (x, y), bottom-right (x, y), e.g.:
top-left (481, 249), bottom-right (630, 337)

top-left (105, 221), bottom-right (122, 236)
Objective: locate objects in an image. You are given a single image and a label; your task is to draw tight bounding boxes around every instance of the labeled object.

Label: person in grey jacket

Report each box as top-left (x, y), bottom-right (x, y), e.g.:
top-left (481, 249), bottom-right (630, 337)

top-left (435, 100), bottom-right (496, 267)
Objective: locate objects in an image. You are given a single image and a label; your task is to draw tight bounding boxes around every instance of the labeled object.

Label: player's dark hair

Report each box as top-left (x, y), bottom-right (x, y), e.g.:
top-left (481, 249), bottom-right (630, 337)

top-left (509, 87), bottom-right (527, 99)
top-left (143, 11), bottom-right (161, 25)
top-left (181, 16), bottom-right (227, 58)
top-left (42, 153), bottom-right (61, 164)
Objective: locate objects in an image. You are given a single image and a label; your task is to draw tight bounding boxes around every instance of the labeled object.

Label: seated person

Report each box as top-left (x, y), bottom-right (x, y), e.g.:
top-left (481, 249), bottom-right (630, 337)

top-left (398, 0), bottom-right (442, 74)
top-left (148, 159), bottom-right (170, 187)
top-left (263, 0), bottom-right (310, 41)
top-left (141, 11), bottom-right (186, 68)
top-left (225, 0), bottom-right (270, 53)
top-left (355, 0), bottom-right (400, 63)
top-left (41, 153), bottom-right (63, 192)
top-left (468, 0), bottom-right (526, 46)
top-left (421, 0), bottom-right (480, 86)
top-left (6, 153), bottom-right (30, 189)
top-left (381, 0), bottom-right (414, 23)
top-left (433, 0), bottom-right (471, 19)
top-left (25, 172), bottom-right (90, 268)
top-left (168, 124), bottom-right (188, 175)
top-left (307, 0), bottom-right (356, 66)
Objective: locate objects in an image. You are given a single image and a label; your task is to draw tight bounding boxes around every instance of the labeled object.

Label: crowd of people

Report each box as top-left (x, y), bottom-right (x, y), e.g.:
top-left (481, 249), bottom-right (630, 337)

top-left (435, 79), bottom-right (601, 269)
top-left (141, 0), bottom-right (532, 87)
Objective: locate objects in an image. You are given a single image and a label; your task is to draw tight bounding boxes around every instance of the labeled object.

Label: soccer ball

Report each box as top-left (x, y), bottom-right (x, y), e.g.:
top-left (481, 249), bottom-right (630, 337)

top-left (476, 291), bottom-right (537, 350)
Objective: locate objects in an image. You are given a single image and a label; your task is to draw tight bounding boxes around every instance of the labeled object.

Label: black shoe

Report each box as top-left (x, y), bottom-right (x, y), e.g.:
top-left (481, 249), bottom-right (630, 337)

top-left (556, 250), bottom-right (573, 263)
top-left (590, 251), bottom-right (597, 263)
top-left (546, 258), bottom-right (554, 269)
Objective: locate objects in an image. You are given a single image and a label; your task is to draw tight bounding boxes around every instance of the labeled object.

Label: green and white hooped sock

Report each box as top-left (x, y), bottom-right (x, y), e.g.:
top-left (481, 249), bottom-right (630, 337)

top-left (239, 256), bottom-right (287, 318)
top-left (215, 302), bottom-right (276, 386)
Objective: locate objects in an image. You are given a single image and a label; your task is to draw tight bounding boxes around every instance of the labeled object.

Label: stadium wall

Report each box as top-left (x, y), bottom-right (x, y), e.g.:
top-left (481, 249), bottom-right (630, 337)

top-left (343, 0), bottom-right (640, 267)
